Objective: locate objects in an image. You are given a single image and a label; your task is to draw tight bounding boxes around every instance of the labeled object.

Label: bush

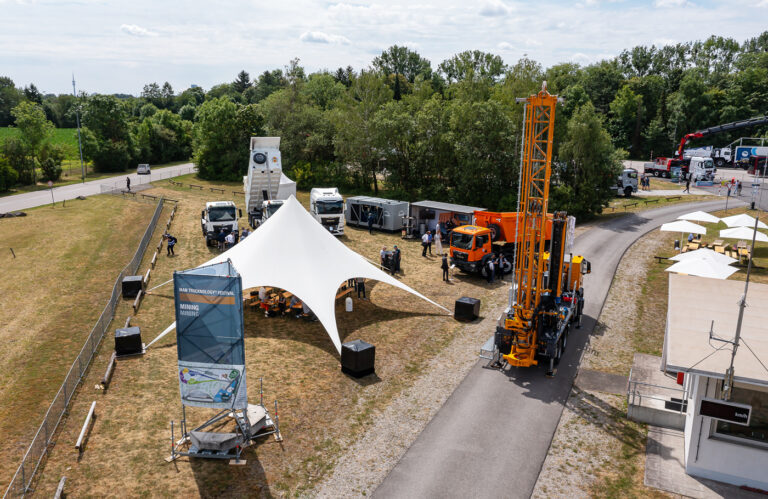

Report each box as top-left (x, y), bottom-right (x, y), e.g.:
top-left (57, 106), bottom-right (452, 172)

top-left (39, 157), bottom-right (62, 182)
top-left (0, 155), bottom-right (19, 191)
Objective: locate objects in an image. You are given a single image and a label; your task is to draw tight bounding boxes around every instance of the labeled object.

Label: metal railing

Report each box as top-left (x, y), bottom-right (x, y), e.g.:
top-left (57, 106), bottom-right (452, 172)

top-left (3, 199), bottom-right (165, 498)
top-left (626, 367), bottom-right (689, 416)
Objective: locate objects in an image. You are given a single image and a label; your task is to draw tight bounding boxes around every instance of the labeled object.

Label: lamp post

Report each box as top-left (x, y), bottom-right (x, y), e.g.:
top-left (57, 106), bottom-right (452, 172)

top-left (72, 74), bottom-right (85, 183)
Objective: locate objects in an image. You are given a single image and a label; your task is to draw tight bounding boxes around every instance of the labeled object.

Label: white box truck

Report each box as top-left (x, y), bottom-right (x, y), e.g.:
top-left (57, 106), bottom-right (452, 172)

top-left (201, 201), bottom-right (241, 246)
top-left (310, 188), bottom-right (345, 235)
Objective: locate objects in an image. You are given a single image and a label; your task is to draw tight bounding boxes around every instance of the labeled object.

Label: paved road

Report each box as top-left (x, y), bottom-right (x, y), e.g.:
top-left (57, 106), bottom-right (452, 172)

top-left (374, 198), bottom-right (744, 499)
top-left (0, 163), bottom-right (195, 213)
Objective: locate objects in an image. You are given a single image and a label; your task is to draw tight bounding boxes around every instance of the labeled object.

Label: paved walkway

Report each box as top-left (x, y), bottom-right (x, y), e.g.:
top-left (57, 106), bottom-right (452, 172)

top-left (634, 188), bottom-right (710, 197)
top-left (0, 163), bottom-right (195, 213)
top-left (374, 198), bottom-right (745, 499)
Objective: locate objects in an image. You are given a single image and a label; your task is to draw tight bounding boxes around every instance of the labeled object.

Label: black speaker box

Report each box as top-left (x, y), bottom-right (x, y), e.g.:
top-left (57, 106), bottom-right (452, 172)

top-left (454, 296), bottom-right (481, 321)
top-left (122, 275), bottom-right (144, 298)
top-left (115, 326), bottom-right (143, 356)
top-left (341, 340), bottom-right (375, 378)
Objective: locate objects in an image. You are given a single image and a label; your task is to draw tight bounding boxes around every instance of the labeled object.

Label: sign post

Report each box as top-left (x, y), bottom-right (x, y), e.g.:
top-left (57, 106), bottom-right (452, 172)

top-left (48, 180), bottom-right (54, 207)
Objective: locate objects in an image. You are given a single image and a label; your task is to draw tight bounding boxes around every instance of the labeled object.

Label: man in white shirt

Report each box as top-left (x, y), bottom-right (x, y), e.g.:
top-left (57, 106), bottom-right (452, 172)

top-left (225, 231), bottom-right (235, 249)
top-left (422, 232), bottom-right (429, 257)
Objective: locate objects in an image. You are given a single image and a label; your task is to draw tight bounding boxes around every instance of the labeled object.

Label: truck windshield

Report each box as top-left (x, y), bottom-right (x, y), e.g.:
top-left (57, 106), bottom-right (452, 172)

top-left (451, 232), bottom-right (474, 250)
top-left (317, 200), bottom-right (343, 214)
top-left (703, 159), bottom-right (714, 169)
top-left (266, 204), bottom-right (282, 217)
top-left (208, 207), bottom-right (236, 222)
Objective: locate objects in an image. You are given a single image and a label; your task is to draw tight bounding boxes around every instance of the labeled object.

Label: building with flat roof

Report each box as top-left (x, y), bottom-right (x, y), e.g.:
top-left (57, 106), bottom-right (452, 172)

top-left (662, 273), bottom-right (768, 490)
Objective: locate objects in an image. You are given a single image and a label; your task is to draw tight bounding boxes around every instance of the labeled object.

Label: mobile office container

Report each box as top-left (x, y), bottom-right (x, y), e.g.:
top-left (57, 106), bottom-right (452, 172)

top-left (345, 196), bottom-right (409, 232)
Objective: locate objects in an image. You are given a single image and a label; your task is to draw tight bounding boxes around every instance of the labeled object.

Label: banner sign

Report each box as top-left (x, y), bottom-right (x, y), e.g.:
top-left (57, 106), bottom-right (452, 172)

top-left (174, 260), bottom-right (247, 409)
top-left (700, 397), bottom-right (751, 426)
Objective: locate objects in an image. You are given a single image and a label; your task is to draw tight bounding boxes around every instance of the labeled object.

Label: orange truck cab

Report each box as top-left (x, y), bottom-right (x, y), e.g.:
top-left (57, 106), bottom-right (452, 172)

top-left (449, 211), bottom-right (554, 276)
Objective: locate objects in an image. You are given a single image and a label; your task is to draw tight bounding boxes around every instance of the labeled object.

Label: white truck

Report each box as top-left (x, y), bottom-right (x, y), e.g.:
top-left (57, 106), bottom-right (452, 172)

top-left (688, 156), bottom-right (715, 181)
top-left (201, 201), bottom-right (241, 246)
top-left (261, 199), bottom-right (285, 223)
top-left (310, 188), bottom-right (345, 235)
top-left (610, 168), bottom-right (638, 197)
top-left (243, 137), bottom-right (297, 227)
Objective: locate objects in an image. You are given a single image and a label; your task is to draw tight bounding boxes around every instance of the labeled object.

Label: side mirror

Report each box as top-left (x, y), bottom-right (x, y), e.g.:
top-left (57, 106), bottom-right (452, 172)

top-left (201, 210), bottom-right (205, 218)
top-left (239, 209), bottom-right (243, 218)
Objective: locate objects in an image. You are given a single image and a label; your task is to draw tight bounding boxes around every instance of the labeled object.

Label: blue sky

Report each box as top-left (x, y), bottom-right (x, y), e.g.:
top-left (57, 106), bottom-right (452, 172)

top-left (1, 0), bottom-right (766, 95)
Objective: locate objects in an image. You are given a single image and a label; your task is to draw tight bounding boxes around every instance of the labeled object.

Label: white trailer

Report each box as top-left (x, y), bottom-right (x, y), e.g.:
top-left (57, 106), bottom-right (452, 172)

top-left (310, 188), bottom-right (345, 235)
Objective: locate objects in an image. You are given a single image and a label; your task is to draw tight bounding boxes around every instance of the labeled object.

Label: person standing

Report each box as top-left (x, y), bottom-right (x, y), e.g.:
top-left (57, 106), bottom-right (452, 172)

top-left (427, 230), bottom-right (433, 255)
top-left (684, 174), bottom-right (691, 193)
top-left (367, 211), bottom-right (375, 234)
top-left (434, 223), bottom-right (443, 255)
top-left (356, 277), bottom-right (366, 300)
top-left (126, 177), bottom-right (131, 192)
top-left (225, 231), bottom-right (235, 250)
top-left (486, 258), bottom-right (495, 284)
top-left (217, 230), bottom-right (226, 251)
top-left (165, 233), bottom-right (177, 256)
top-left (421, 231), bottom-right (429, 257)
top-left (393, 245), bottom-right (401, 273)
top-left (380, 246), bottom-right (387, 269)
top-left (737, 180), bottom-right (743, 196)
top-left (441, 254), bottom-right (449, 282)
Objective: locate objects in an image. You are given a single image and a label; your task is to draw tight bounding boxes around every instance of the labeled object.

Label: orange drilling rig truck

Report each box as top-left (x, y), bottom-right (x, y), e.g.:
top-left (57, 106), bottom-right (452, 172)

top-left (483, 83), bottom-right (591, 376)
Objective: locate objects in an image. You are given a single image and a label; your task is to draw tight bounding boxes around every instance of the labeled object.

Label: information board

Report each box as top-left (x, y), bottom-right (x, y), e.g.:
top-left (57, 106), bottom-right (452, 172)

top-left (700, 397), bottom-right (751, 426)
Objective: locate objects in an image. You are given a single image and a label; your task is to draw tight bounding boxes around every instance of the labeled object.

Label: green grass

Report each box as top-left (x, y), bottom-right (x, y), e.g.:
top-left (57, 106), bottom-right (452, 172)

top-left (0, 127), bottom-right (82, 159)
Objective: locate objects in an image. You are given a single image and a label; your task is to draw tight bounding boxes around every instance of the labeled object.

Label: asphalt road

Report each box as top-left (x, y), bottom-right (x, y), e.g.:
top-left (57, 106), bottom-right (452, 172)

top-left (0, 162), bottom-right (195, 213)
top-left (374, 198), bottom-right (743, 499)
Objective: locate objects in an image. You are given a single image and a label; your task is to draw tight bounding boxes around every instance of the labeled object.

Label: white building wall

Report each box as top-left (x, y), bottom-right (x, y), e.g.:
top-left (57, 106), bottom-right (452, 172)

top-left (684, 373), bottom-right (768, 490)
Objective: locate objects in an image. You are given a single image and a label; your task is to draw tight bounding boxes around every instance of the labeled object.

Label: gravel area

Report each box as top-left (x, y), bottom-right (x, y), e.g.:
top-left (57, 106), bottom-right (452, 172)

top-left (311, 288), bottom-right (508, 498)
top-left (532, 229), bottom-right (674, 497)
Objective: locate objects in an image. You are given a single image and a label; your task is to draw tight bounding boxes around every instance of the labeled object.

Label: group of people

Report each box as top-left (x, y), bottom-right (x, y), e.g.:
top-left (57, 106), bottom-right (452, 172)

top-left (256, 286), bottom-right (314, 320)
top-left (421, 223), bottom-right (445, 257)
top-left (638, 173), bottom-right (651, 191)
top-left (717, 178), bottom-right (743, 197)
top-left (380, 245), bottom-right (401, 275)
top-left (215, 227), bottom-right (252, 251)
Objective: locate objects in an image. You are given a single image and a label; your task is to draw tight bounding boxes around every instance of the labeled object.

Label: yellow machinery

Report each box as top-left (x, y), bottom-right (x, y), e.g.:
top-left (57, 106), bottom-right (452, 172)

top-left (489, 83), bottom-right (591, 376)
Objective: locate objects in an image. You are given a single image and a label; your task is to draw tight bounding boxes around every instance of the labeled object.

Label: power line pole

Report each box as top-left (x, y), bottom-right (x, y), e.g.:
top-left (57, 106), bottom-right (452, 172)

top-left (72, 74), bottom-right (85, 183)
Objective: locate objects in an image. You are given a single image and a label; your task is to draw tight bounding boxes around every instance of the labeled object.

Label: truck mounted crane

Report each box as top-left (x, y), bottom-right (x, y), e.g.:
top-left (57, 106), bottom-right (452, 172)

top-left (484, 83), bottom-right (591, 376)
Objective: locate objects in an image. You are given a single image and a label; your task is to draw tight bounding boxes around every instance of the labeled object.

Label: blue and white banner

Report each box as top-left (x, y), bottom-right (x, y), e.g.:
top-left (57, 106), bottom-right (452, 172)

top-left (174, 260), bottom-right (247, 409)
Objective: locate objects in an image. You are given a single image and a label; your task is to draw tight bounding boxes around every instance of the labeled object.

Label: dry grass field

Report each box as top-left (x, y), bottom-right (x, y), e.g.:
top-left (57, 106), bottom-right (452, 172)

top-left (0, 196), bottom-right (157, 487)
top-left (30, 176), bottom-right (504, 497)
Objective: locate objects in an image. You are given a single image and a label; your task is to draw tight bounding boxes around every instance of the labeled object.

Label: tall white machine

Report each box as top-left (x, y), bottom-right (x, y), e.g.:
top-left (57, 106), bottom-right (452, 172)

top-left (244, 137), bottom-right (282, 227)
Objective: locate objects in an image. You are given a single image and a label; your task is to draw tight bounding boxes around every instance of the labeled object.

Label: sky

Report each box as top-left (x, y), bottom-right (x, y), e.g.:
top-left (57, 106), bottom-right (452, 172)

top-left (1, 0), bottom-right (767, 96)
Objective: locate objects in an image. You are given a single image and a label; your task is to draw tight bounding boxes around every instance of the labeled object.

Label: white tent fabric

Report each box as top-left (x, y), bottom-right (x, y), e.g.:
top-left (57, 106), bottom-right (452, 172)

top-left (720, 226), bottom-right (768, 243)
top-left (669, 248), bottom-right (737, 265)
top-left (152, 195), bottom-right (448, 354)
top-left (720, 213), bottom-right (768, 229)
top-left (660, 220), bottom-right (707, 234)
top-left (665, 260), bottom-right (738, 280)
top-left (277, 173), bottom-right (297, 199)
top-left (677, 211), bottom-right (720, 224)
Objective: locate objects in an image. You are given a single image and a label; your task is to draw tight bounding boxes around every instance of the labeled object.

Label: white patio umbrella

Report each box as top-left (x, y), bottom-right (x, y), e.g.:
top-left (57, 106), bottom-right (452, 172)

top-left (660, 220), bottom-right (707, 234)
top-left (720, 213), bottom-right (768, 230)
top-left (669, 248), bottom-right (737, 265)
top-left (677, 211), bottom-right (720, 224)
top-left (720, 226), bottom-right (768, 243)
top-left (665, 260), bottom-right (739, 280)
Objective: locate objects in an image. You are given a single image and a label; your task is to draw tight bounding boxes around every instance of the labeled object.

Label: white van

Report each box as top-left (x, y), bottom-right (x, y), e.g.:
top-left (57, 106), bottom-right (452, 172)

top-left (137, 164), bottom-right (151, 175)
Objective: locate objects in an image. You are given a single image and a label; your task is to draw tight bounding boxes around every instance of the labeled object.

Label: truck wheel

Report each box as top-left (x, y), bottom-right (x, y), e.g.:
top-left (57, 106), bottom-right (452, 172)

top-left (554, 338), bottom-right (563, 365)
top-left (653, 171), bottom-right (659, 177)
top-left (624, 186), bottom-right (632, 198)
top-left (502, 259), bottom-right (513, 274)
top-left (562, 326), bottom-right (569, 352)
top-left (715, 158), bottom-right (724, 168)
top-left (487, 224), bottom-right (501, 242)
top-left (663, 171), bottom-right (670, 178)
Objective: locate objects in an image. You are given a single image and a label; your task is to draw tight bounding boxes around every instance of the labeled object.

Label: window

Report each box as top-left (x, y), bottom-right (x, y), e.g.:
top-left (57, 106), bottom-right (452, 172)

top-left (628, 171), bottom-right (638, 179)
top-left (208, 207), bottom-right (236, 222)
top-left (317, 200), bottom-right (343, 215)
top-left (451, 232), bottom-right (474, 250)
top-left (713, 381), bottom-right (768, 446)
top-left (476, 234), bottom-right (489, 248)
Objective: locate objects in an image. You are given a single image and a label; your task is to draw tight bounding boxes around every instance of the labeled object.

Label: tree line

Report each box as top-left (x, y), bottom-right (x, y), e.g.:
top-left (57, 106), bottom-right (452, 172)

top-left (1, 31), bottom-right (766, 218)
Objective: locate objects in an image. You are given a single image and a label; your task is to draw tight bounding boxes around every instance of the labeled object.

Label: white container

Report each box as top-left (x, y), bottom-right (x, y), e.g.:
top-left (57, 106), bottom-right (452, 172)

top-left (345, 296), bottom-right (353, 312)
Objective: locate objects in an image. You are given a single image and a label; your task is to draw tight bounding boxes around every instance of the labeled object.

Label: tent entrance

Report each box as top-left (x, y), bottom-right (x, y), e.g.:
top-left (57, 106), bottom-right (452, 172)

top-left (167, 378), bottom-right (282, 465)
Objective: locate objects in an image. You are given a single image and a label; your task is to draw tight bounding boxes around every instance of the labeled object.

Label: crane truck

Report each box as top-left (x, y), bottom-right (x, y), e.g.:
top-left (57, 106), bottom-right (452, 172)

top-left (645, 115), bottom-right (768, 177)
top-left (482, 83), bottom-right (591, 377)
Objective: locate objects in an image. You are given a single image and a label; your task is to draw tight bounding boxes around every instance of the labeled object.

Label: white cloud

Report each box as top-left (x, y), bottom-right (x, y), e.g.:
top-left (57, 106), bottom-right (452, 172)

top-left (654, 0), bottom-right (691, 6)
top-left (497, 42), bottom-right (515, 51)
top-left (120, 24), bottom-right (157, 37)
top-left (479, 0), bottom-right (510, 17)
top-left (299, 31), bottom-right (351, 45)
top-left (757, 0), bottom-right (768, 6)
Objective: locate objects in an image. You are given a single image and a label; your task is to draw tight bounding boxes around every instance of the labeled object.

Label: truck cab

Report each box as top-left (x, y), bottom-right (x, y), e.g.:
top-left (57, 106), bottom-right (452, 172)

top-left (610, 168), bottom-right (638, 197)
top-left (450, 226), bottom-right (499, 274)
top-left (689, 156), bottom-right (714, 182)
top-left (201, 201), bottom-right (241, 246)
top-left (310, 188), bottom-right (345, 235)
top-left (261, 199), bottom-right (284, 224)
